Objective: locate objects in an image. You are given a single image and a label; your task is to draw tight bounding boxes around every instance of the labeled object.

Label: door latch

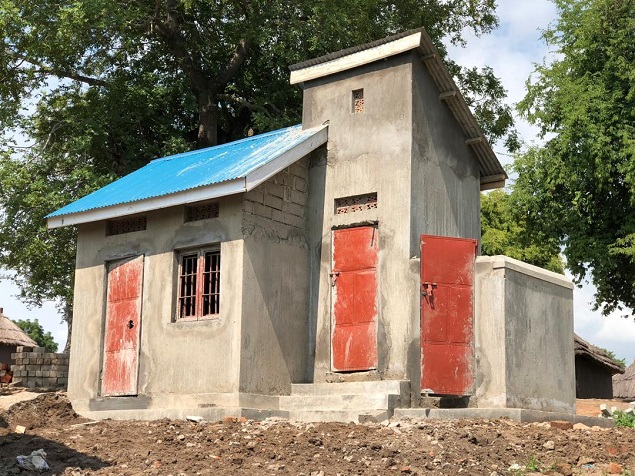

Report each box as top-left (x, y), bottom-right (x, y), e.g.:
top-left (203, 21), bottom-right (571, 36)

top-left (421, 282), bottom-right (437, 298)
top-left (127, 320), bottom-right (135, 329)
top-left (329, 271), bottom-right (340, 287)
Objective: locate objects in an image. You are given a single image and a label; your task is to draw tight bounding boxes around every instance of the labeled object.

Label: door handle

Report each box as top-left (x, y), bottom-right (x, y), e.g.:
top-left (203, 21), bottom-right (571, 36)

top-left (127, 320), bottom-right (134, 329)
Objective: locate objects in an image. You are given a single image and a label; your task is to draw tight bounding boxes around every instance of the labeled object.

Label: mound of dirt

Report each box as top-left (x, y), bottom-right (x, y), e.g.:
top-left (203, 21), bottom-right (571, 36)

top-left (1, 392), bottom-right (87, 429)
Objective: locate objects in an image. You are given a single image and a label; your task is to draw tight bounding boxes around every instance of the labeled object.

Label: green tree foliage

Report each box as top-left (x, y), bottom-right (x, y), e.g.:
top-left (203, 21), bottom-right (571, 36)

top-left (515, 0), bottom-right (635, 315)
top-left (12, 318), bottom-right (58, 352)
top-left (0, 1), bottom-right (519, 349)
top-left (480, 190), bottom-right (563, 274)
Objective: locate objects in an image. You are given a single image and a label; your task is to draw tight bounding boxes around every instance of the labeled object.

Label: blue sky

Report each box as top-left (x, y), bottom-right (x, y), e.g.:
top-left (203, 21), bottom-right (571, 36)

top-left (1, 0), bottom-right (634, 364)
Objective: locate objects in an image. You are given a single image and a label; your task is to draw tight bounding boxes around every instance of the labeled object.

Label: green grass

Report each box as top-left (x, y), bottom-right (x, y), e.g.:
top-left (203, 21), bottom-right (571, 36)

top-left (613, 410), bottom-right (635, 428)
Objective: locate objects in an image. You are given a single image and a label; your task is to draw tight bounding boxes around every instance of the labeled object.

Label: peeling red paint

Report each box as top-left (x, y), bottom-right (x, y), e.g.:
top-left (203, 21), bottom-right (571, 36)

top-left (421, 235), bottom-right (476, 395)
top-left (332, 227), bottom-right (378, 372)
top-left (102, 255), bottom-right (144, 396)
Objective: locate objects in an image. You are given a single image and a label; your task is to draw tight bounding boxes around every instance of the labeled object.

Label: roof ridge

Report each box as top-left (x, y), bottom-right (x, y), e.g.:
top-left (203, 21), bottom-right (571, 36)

top-left (151, 125), bottom-right (302, 164)
top-left (289, 28), bottom-right (426, 72)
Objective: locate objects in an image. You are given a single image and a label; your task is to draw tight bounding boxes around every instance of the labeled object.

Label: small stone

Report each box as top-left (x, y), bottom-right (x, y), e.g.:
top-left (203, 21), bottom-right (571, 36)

top-left (573, 423), bottom-right (590, 430)
top-left (508, 463), bottom-right (524, 471)
top-left (550, 420), bottom-right (573, 430)
top-left (14, 425), bottom-right (26, 434)
top-left (543, 440), bottom-right (555, 450)
top-left (400, 466), bottom-right (412, 473)
top-left (607, 462), bottom-right (623, 474)
top-left (186, 415), bottom-right (203, 423)
top-left (177, 434), bottom-right (185, 441)
top-left (577, 456), bottom-right (595, 466)
top-left (553, 462), bottom-right (573, 476)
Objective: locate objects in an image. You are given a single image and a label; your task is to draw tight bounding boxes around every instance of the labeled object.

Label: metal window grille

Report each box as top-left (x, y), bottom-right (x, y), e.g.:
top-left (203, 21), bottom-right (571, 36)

top-left (177, 248), bottom-right (220, 320)
top-left (335, 193), bottom-right (378, 214)
top-left (186, 202), bottom-right (219, 222)
top-left (106, 216), bottom-right (147, 236)
top-left (352, 89), bottom-right (364, 113)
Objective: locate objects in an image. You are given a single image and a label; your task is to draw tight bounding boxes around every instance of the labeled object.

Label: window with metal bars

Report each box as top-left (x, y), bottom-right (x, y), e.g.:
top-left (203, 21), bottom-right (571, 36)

top-left (176, 248), bottom-right (221, 320)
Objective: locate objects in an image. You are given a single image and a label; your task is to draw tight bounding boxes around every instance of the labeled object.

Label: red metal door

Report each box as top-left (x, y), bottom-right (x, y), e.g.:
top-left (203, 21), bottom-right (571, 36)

top-left (101, 255), bottom-right (144, 396)
top-left (331, 226), bottom-right (378, 371)
top-left (420, 235), bottom-right (477, 395)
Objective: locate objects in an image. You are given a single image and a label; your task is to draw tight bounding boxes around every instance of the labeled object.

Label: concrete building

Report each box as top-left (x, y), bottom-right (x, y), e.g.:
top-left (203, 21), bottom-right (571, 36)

top-left (48, 29), bottom-right (577, 422)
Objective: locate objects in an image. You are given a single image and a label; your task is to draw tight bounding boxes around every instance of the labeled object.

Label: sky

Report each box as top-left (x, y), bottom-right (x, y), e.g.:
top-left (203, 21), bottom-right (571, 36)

top-left (0, 0), bottom-right (634, 364)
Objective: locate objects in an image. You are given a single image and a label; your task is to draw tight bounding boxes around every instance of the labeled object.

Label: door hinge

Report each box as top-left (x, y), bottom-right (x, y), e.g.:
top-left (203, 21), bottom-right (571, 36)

top-left (421, 282), bottom-right (437, 299)
top-left (329, 271), bottom-right (340, 286)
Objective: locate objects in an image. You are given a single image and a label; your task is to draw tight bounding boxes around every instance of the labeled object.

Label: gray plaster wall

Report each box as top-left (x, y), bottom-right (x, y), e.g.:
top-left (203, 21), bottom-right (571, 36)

top-left (70, 195), bottom-right (245, 413)
top-left (302, 54), bottom-right (416, 385)
top-left (240, 159), bottom-right (311, 394)
top-left (474, 256), bottom-right (575, 413)
top-left (301, 52), bottom-right (484, 399)
top-left (410, 56), bottom-right (481, 254)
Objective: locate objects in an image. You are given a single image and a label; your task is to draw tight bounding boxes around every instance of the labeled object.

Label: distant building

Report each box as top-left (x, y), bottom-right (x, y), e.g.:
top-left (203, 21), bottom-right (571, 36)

top-left (613, 360), bottom-right (635, 401)
top-left (0, 308), bottom-right (37, 365)
top-left (574, 334), bottom-right (624, 399)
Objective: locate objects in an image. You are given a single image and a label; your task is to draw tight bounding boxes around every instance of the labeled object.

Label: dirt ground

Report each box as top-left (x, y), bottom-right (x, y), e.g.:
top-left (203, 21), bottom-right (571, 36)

top-left (1, 393), bottom-right (634, 476)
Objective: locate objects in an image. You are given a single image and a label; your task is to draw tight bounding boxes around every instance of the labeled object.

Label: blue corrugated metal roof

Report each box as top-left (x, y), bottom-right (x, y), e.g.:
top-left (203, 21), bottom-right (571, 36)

top-left (48, 125), bottom-right (320, 218)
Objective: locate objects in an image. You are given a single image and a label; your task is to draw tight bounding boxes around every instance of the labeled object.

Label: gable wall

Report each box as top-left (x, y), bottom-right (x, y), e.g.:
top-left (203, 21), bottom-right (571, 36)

top-left (410, 57), bottom-right (481, 254)
top-left (302, 54), bottom-right (416, 383)
top-left (239, 157), bottom-right (312, 394)
top-left (70, 194), bottom-right (245, 413)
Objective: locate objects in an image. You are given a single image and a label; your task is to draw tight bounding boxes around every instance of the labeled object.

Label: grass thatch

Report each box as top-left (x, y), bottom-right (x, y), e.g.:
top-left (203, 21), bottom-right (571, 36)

top-left (613, 360), bottom-right (635, 400)
top-left (574, 334), bottom-right (625, 375)
top-left (0, 311), bottom-right (38, 347)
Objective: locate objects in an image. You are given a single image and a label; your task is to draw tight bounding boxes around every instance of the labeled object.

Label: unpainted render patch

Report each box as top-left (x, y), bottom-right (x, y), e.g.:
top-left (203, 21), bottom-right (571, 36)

top-left (335, 193), bottom-right (378, 214)
top-left (106, 216), bottom-right (147, 236)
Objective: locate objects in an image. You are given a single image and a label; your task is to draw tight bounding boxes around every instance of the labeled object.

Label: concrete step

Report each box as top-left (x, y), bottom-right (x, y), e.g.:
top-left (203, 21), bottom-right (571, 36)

top-left (291, 380), bottom-right (409, 396)
top-left (279, 393), bottom-right (393, 411)
top-left (288, 409), bottom-right (389, 423)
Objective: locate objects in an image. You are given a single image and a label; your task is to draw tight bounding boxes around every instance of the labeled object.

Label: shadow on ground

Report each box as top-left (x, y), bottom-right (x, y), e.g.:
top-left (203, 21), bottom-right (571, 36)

top-left (0, 432), bottom-right (108, 474)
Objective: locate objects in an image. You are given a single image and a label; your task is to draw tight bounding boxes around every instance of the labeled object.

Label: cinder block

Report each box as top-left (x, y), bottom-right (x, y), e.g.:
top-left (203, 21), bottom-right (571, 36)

top-left (290, 189), bottom-right (307, 206)
top-left (282, 202), bottom-right (305, 218)
top-left (264, 194), bottom-right (283, 211)
top-left (46, 377), bottom-right (57, 387)
top-left (36, 359), bottom-right (43, 365)
top-left (280, 173), bottom-right (294, 187)
top-left (245, 189), bottom-right (264, 204)
top-left (35, 371), bottom-right (43, 377)
top-left (289, 162), bottom-right (307, 179)
top-left (33, 347), bottom-right (46, 354)
top-left (243, 201), bottom-right (254, 214)
top-left (57, 378), bottom-right (68, 385)
top-left (49, 371), bottom-right (58, 378)
top-left (294, 177), bottom-right (307, 192)
top-left (16, 346), bottom-right (33, 353)
top-left (252, 202), bottom-right (272, 219)
top-left (43, 358), bottom-right (50, 365)
top-left (266, 182), bottom-right (285, 199)
top-left (272, 209), bottom-right (304, 229)
top-left (26, 365), bottom-right (39, 371)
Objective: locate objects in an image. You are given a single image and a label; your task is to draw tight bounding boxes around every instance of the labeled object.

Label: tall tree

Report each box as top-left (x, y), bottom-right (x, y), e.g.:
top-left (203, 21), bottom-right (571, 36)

top-left (516, 0), bottom-right (635, 314)
top-left (0, 1), bottom-right (519, 349)
top-left (480, 190), bottom-right (563, 274)
top-left (13, 318), bottom-right (58, 352)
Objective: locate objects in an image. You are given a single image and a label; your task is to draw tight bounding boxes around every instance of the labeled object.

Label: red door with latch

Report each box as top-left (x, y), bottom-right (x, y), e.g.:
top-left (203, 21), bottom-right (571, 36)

top-left (101, 255), bottom-right (144, 396)
top-left (331, 226), bottom-right (378, 371)
top-left (420, 235), bottom-right (477, 395)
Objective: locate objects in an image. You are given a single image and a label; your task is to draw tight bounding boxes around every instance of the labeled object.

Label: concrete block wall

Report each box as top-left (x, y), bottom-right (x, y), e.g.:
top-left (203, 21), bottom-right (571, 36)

top-left (242, 156), bottom-right (309, 242)
top-left (10, 346), bottom-right (69, 390)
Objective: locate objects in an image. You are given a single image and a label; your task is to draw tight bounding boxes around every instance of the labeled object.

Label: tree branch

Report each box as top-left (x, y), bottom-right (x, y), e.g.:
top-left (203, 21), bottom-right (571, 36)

top-left (215, 38), bottom-right (251, 89)
top-left (33, 68), bottom-right (109, 87)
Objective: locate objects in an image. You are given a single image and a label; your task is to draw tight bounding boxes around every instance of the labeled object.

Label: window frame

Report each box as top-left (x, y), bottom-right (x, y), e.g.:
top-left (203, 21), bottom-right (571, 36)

top-left (175, 246), bottom-right (221, 321)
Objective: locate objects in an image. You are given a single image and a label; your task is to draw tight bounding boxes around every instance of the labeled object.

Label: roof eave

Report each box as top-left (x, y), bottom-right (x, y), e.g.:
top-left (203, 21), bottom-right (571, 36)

top-left (47, 126), bottom-right (328, 229)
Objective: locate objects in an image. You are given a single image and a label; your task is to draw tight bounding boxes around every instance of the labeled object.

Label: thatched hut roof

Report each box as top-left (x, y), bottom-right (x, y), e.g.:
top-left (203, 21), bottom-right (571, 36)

top-left (574, 334), bottom-right (625, 375)
top-left (0, 309), bottom-right (37, 347)
top-left (613, 360), bottom-right (635, 400)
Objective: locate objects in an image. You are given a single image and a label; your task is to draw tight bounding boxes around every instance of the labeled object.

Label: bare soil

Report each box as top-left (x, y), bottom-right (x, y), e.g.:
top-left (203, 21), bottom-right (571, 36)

top-left (1, 393), bottom-right (634, 475)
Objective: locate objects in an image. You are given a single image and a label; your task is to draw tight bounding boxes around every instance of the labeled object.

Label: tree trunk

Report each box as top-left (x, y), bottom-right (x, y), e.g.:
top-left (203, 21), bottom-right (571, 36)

top-left (197, 92), bottom-right (218, 148)
top-left (63, 302), bottom-right (72, 354)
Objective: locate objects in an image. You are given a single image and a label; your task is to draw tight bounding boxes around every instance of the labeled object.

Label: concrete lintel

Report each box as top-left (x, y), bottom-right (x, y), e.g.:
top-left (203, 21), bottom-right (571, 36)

top-left (394, 408), bottom-right (614, 427)
top-left (478, 255), bottom-right (574, 289)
